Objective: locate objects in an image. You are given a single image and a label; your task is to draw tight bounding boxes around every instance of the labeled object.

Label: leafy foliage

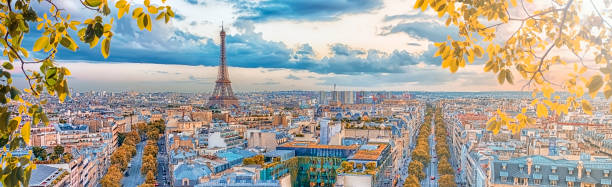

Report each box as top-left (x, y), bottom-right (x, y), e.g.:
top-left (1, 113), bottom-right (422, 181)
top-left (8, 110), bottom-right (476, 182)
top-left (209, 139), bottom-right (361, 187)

top-left (415, 0), bottom-right (612, 133)
top-left (243, 155), bottom-right (265, 166)
top-left (408, 160), bottom-right (425, 180)
top-left (31, 146), bottom-right (46, 161)
top-left (140, 120), bottom-right (163, 185)
top-left (403, 175), bottom-right (421, 187)
top-left (438, 174), bottom-right (456, 187)
top-left (102, 131), bottom-right (140, 187)
top-left (0, 0), bottom-right (173, 185)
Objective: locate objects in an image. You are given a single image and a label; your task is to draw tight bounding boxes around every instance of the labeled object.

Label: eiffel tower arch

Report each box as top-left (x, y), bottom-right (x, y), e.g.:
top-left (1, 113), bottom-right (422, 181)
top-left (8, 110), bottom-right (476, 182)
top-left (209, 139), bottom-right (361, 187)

top-left (208, 25), bottom-right (239, 108)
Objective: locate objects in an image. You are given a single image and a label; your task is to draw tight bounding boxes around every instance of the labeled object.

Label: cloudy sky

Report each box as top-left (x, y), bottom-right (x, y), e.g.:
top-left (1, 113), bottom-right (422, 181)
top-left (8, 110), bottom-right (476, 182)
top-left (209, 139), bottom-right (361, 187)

top-left (17, 0), bottom-right (555, 92)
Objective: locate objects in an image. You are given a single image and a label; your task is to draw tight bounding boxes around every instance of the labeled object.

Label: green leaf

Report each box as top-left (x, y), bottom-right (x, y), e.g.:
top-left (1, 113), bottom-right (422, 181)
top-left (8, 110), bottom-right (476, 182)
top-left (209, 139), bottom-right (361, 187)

top-left (0, 135), bottom-right (9, 148)
top-left (2, 62), bottom-right (13, 70)
top-left (103, 4), bottom-right (111, 15)
top-left (94, 23), bottom-right (103, 38)
top-left (84, 25), bottom-right (95, 43)
top-left (9, 136), bottom-right (21, 151)
top-left (32, 36), bottom-right (49, 52)
top-left (505, 69), bottom-right (513, 84)
top-left (101, 38), bottom-right (110, 58)
top-left (497, 69), bottom-right (506, 84)
top-left (60, 36), bottom-right (77, 51)
top-left (9, 87), bottom-right (19, 100)
top-left (85, 0), bottom-right (102, 7)
top-left (8, 117), bottom-right (19, 133)
top-left (588, 75), bottom-right (603, 98)
top-left (0, 107), bottom-right (9, 134)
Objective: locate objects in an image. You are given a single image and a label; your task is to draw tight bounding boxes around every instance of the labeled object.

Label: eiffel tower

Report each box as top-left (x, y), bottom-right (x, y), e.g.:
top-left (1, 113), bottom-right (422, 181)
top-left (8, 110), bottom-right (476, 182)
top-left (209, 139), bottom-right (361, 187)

top-left (208, 25), bottom-right (239, 108)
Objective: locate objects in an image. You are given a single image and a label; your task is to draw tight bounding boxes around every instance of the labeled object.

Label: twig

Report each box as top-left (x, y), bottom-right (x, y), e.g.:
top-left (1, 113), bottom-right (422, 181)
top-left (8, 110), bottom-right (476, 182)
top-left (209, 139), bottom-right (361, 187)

top-left (4, 32), bottom-right (39, 95)
top-left (522, 0), bottom-right (574, 90)
top-left (589, 0), bottom-right (612, 29)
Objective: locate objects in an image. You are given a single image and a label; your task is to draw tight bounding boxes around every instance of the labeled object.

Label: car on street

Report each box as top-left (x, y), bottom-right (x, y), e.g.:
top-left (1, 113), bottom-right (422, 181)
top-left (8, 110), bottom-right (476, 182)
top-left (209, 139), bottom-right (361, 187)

top-left (431, 176), bottom-right (435, 180)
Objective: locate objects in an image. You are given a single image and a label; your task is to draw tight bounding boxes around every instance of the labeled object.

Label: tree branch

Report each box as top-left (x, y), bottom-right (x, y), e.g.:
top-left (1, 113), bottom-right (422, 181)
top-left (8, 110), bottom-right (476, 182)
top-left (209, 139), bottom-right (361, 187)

top-left (589, 0), bottom-right (612, 29)
top-left (523, 0), bottom-right (573, 89)
top-left (4, 32), bottom-right (39, 96)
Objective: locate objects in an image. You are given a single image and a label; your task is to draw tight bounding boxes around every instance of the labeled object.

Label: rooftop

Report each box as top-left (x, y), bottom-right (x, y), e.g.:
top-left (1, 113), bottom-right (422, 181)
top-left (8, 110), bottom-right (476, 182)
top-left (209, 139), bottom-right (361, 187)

top-left (279, 141), bottom-right (359, 150)
top-left (350, 143), bottom-right (388, 161)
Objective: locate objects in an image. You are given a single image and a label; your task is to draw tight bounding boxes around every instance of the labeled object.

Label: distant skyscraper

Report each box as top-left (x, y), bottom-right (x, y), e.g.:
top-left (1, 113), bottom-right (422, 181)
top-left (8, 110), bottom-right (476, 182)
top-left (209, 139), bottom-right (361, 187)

top-left (208, 25), bottom-right (239, 108)
top-left (342, 91), bottom-right (354, 104)
top-left (332, 84), bottom-right (339, 102)
top-left (318, 91), bottom-right (328, 105)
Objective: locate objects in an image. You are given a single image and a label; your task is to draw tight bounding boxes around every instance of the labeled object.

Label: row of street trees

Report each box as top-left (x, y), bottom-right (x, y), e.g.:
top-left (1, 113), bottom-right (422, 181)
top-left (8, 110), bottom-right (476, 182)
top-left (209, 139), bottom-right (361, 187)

top-left (404, 107), bottom-right (433, 187)
top-left (433, 108), bottom-right (456, 187)
top-left (140, 120), bottom-right (165, 187)
top-left (100, 131), bottom-right (140, 187)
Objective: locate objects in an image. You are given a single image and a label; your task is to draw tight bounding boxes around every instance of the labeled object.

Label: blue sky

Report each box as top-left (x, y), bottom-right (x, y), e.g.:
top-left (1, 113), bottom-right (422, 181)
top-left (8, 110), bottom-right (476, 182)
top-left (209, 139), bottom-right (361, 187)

top-left (18, 0), bottom-right (523, 92)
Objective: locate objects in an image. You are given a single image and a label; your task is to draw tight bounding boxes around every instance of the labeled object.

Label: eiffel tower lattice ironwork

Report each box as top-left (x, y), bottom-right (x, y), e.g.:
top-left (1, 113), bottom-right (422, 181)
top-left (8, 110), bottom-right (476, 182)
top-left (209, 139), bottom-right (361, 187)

top-left (208, 25), bottom-right (239, 108)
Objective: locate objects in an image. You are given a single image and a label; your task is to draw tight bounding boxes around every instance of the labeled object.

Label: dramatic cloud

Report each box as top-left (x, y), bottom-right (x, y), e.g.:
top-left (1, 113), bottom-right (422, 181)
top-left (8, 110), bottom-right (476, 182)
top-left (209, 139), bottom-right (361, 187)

top-left (13, 0), bottom-right (508, 91)
top-left (31, 18), bottom-right (433, 75)
top-left (184, 0), bottom-right (198, 5)
top-left (232, 0), bottom-right (384, 22)
top-left (286, 74), bottom-right (302, 80)
top-left (381, 21), bottom-right (459, 42)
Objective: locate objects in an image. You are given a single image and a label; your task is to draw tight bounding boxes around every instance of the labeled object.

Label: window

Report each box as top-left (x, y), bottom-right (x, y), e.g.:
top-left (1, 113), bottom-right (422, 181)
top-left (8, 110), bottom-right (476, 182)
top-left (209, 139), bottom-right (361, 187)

top-left (568, 181), bottom-right (574, 187)
top-left (535, 166), bottom-right (540, 172)
top-left (552, 168), bottom-right (556, 173)
top-left (568, 169), bottom-right (573, 175)
top-left (550, 180), bottom-right (557, 185)
top-left (534, 179), bottom-right (541, 184)
top-left (501, 176), bottom-right (507, 182)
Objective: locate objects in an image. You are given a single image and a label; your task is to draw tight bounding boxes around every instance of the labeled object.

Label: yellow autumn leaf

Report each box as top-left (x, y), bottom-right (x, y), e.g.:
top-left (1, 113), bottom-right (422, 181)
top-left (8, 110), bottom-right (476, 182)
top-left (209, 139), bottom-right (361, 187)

top-left (582, 100), bottom-right (593, 115)
top-left (21, 121), bottom-right (30, 144)
top-left (536, 103), bottom-right (548, 118)
top-left (33, 36), bottom-right (49, 52)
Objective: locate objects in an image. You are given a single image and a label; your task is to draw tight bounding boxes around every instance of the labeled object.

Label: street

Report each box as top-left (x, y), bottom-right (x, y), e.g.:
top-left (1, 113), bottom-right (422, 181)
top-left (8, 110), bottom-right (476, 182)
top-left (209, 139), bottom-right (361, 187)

top-left (121, 141), bottom-right (147, 186)
top-left (396, 126), bottom-right (419, 186)
top-left (421, 119), bottom-right (438, 187)
top-left (157, 135), bottom-right (171, 187)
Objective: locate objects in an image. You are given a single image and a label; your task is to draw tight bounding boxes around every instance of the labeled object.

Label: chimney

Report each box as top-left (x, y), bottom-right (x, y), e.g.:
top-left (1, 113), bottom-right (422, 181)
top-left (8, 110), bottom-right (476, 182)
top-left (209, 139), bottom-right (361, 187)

top-left (526, 158), bottom-right (533, 175)
top-left (577, 161), bottom-right (583, 179)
